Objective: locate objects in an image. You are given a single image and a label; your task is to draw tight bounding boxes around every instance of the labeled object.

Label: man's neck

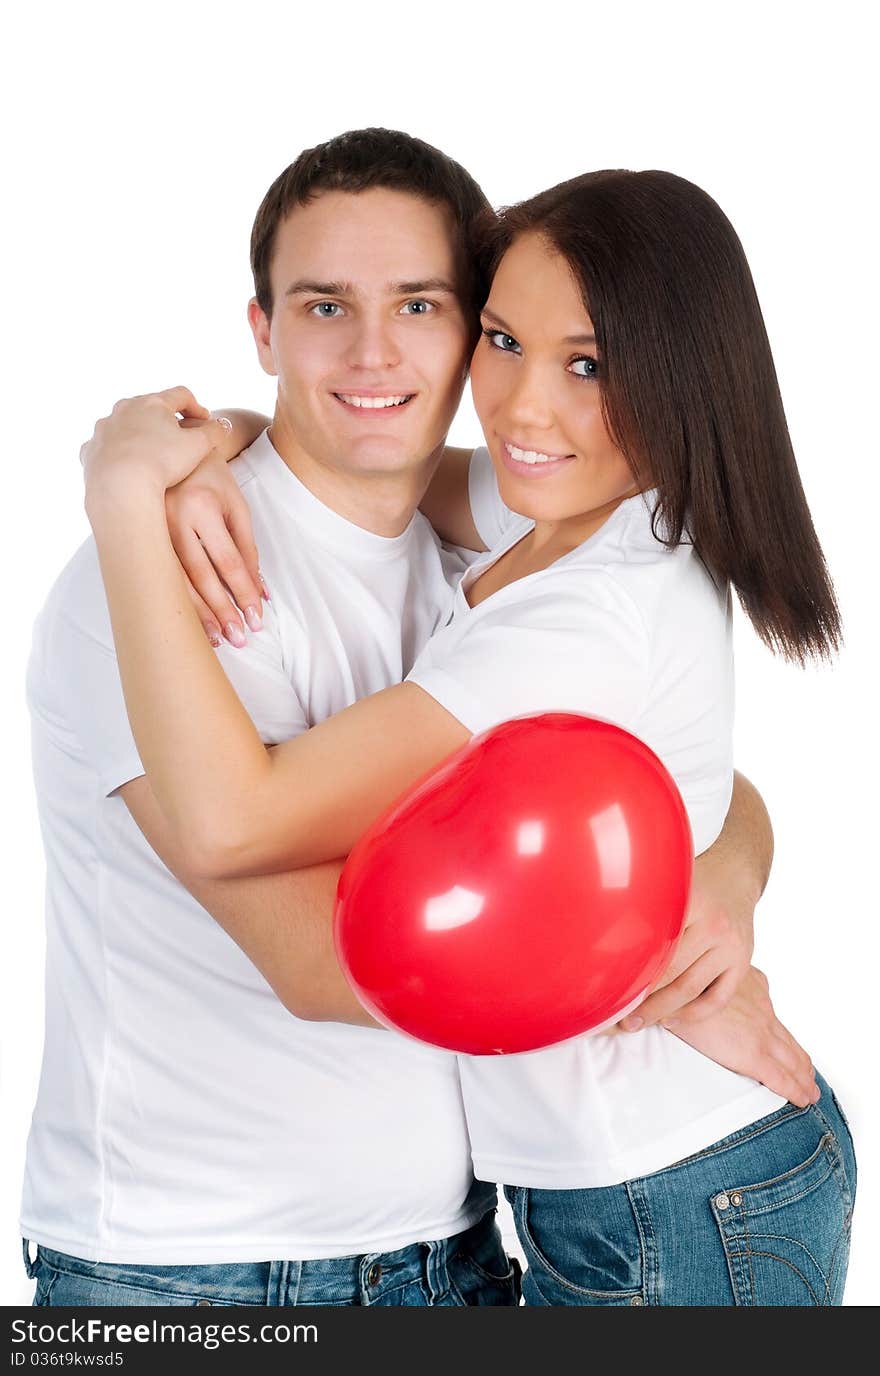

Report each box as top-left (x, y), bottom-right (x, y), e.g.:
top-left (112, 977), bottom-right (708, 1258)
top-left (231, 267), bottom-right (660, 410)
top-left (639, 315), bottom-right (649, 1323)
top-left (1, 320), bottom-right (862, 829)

top-left (268, 412), bottom-right (437, 539)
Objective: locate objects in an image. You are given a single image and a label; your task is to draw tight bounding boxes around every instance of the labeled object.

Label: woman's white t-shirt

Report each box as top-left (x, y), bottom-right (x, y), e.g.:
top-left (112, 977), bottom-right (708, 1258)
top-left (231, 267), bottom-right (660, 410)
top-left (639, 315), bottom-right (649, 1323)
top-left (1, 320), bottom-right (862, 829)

top-left (406, 448), bottom-right (784, 1188)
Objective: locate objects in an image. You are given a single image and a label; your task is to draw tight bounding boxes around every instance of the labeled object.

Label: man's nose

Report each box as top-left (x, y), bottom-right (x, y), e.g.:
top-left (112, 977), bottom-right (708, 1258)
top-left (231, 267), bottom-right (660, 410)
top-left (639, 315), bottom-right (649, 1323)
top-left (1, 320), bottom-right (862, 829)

top-left (345, 315), bottom-right (401, 371)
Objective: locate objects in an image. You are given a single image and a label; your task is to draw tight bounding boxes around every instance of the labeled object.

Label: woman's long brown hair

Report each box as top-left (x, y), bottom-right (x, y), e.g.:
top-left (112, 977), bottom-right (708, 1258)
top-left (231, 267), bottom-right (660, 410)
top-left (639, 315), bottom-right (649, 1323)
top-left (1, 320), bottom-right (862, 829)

top-left (482, 170), bottom-right (841, 663)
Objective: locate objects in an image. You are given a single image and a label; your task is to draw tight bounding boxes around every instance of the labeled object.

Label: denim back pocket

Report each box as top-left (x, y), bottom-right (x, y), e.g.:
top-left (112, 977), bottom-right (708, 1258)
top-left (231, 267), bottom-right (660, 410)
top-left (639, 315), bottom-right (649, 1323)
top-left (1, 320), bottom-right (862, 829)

top-left (710, 1126), bottom-right (853, 1306)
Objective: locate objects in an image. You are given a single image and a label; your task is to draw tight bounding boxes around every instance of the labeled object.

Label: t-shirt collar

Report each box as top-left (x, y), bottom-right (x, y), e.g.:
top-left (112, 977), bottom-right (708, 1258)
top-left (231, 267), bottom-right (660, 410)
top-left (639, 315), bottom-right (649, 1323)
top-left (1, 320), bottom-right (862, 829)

top-left (243, 429), bottom-right (420, 561)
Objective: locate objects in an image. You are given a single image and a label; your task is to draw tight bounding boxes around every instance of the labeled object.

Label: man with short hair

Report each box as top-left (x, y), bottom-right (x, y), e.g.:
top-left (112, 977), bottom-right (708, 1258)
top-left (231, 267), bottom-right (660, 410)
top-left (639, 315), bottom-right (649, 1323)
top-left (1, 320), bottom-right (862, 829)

top-left (22, 128), bottom-right (775, 1307)
top-left (22, 129), bottom-right (520, 1308)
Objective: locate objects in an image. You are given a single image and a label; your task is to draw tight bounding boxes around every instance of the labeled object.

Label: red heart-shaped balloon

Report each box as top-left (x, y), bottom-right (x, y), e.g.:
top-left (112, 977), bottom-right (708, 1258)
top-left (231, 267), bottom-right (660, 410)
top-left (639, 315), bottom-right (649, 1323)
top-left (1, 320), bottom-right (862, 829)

top-left (335, 713), bottom-right (692, 1054)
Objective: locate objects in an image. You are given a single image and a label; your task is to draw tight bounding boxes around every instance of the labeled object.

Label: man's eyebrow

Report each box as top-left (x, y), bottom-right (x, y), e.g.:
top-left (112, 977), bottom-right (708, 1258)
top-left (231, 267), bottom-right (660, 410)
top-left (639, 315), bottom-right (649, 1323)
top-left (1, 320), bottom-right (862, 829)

top-left (284, 280), bottom-right (353, 297)
top-left (480, 306), bottom-right (596, 346)
top-left (391, 278), bottom-right (458, 295)
top-left (283, 278), bottom-right (458, 299)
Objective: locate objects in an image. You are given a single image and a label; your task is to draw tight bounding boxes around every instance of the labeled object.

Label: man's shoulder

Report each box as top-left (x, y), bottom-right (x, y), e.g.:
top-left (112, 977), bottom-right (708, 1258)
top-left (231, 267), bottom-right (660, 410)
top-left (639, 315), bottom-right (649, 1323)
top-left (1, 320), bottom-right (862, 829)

top-left (27, 537), bottom-right (126, 745)
top-left (27, 538), bottom-right (116, 718)
top-left (228, 450), bottom-right (260, 493)
top-left (36, 536), bottom-right (113, 644)
top-left (228, 428), bottom-right (275, 497)
top-left (226, 442), bottom-right (294, 551)
top-left (409, 509), bottom-right (478, 587)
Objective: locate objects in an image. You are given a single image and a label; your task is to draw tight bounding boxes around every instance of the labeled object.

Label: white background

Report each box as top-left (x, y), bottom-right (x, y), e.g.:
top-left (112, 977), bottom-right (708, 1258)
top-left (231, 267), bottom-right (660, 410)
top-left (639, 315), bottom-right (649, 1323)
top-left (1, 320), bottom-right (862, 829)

top-left (3, 0), bottom-right (877, 1306)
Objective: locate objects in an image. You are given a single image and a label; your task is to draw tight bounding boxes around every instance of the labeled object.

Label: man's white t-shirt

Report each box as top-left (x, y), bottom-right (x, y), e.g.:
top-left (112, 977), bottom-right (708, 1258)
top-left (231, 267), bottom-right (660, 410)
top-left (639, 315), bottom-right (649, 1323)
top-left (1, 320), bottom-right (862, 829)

top-left (407, 448), bottom-right (785, 1189)
top-left (22, 430), bottom-right (492, 1264)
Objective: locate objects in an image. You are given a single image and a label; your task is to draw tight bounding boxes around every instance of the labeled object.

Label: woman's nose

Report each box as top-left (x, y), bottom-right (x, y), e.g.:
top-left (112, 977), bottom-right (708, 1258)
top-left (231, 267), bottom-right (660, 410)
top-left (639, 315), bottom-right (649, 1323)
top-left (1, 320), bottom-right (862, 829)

top-left (503, 364), bottom-right (556, 432)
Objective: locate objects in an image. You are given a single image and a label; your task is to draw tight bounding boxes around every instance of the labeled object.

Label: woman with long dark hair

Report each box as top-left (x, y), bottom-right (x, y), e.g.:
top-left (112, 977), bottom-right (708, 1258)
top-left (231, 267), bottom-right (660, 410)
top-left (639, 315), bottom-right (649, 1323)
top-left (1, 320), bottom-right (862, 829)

top-left (80, 169), bottom-right (855, 1304)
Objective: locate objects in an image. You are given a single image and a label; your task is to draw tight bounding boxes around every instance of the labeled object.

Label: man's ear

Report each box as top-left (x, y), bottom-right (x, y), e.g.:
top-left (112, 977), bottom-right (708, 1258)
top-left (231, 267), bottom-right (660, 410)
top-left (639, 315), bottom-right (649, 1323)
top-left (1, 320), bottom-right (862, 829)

top-left (248, 298), bottom-right (277, 377)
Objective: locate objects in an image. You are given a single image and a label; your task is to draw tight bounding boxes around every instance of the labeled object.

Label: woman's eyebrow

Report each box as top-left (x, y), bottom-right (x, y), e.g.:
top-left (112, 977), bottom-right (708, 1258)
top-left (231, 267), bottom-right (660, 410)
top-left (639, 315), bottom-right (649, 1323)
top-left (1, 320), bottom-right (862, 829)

top-left (481, 306), bottom-right (596, 346)
top-left (480, 306), bottom-right (517, 334)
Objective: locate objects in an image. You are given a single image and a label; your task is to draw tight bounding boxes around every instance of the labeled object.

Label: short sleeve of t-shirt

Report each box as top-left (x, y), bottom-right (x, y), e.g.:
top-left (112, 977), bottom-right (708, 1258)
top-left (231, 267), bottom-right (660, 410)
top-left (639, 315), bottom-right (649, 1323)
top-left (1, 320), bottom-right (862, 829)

top-left (467, 447), bottom-right (526, 549)
top-left (38, 541), bottom-right (310, 800)
top-left (407, 574), bottom-right (650, 740)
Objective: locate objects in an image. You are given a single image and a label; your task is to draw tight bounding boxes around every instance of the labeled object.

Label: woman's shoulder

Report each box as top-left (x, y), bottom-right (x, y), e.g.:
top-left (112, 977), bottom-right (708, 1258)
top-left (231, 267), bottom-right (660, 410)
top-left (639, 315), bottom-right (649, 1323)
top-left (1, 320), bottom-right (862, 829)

top-left (592, 494), bottom-right (722, 595)
top-left (533, 495), bottom-right (727, 659)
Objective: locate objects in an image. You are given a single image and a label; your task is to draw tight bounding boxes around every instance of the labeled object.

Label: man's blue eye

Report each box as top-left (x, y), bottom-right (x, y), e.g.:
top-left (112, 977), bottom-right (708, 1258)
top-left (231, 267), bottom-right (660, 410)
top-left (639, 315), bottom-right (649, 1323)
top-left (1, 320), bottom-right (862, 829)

top-left (401, 300), bottom-right (435, 315)
top-left (311, 302), bottom-right (343, 317)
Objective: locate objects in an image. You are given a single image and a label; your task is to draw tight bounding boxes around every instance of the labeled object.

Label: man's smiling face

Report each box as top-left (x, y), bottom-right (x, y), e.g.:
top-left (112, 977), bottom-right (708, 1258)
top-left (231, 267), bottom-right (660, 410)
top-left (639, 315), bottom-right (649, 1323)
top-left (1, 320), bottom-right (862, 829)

top-left (249, 188), bottom-right (473, 482)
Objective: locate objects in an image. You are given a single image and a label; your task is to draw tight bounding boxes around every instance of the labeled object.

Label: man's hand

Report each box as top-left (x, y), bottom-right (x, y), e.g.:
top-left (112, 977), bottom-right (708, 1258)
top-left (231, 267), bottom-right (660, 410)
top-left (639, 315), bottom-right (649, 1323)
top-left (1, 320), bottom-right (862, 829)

top-left (619, 863), bottom-right (754, 1032)
top-left (81, 388), bottom-right (229, 503)
top-left (165, 455), bottom-right (265, 648)
top-left (670, 967), bottom-right (819, 1107)
top-left (619, 773), bottom-right (771, 1032)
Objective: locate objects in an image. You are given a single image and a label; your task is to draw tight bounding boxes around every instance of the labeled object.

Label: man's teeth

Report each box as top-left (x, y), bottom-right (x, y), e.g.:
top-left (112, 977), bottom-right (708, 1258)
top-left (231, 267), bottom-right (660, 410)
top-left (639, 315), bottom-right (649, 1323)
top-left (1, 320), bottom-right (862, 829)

top-left (337, 394), bottom-right (411, 409)
top-left (506, 443), bottom-right (565, 465)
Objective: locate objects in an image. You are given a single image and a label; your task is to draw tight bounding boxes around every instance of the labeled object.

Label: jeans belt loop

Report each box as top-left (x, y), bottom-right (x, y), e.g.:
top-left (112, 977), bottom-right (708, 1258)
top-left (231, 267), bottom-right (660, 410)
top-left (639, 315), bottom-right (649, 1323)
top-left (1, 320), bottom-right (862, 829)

top-left (424, 1236), bottom-right (450, 1304)
top-left (22, 1238), bottom-right (39, 1281)
top-left (279, 1259), bottom-right (300, 1306)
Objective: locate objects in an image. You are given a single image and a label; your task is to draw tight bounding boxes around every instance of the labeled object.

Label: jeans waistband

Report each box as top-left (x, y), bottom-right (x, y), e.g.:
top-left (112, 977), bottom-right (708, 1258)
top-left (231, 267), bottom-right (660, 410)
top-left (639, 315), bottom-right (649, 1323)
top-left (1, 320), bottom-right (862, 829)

top-left (24, 1210), bottom-right (497, 1307)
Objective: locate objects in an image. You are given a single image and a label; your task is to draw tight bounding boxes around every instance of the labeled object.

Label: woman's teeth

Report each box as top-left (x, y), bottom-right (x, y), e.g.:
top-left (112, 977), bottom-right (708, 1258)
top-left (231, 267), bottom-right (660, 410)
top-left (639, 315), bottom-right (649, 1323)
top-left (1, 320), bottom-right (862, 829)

top-left (336, 394), bottom-right (412, 409)
top-left (506, 442), bottom-right (567, 465)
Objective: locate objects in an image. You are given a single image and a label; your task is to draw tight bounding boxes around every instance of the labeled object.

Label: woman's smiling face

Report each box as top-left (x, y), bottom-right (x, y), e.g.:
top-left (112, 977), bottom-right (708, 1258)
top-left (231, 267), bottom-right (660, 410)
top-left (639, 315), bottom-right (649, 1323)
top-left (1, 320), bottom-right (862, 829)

top-left (470, 232), bottom-right (640, 532)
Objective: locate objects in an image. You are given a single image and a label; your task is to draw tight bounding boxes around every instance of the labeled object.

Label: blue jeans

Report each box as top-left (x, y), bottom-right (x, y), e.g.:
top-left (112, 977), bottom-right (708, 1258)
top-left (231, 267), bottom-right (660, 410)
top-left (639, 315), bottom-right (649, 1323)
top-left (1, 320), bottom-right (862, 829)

top-left (25, 1210), bottom-right (520, 1307)
top-left (505, 1071), bottom-right (856, 1306)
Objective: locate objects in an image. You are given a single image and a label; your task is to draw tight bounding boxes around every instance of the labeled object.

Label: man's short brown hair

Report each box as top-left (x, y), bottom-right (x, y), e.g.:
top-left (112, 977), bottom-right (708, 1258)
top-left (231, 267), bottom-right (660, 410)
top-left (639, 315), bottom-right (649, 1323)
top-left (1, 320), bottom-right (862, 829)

top-left (250, 128), bottom-right (493, 328)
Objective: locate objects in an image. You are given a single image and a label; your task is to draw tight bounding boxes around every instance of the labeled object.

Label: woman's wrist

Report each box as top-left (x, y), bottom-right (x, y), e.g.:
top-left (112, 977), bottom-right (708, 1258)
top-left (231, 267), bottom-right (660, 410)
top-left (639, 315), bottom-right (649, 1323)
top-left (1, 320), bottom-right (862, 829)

top-left (80, 389), bottom-right (228, 516)
top-left (85, 468), bottom-right (169, 529)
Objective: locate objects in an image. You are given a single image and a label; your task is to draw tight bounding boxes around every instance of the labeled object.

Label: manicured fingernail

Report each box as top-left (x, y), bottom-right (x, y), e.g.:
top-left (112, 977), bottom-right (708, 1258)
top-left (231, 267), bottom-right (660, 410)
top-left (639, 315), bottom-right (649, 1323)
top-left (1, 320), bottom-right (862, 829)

top-left (259, 571), bottom-right (271, 602)
top-left (622, 1015), bottom-right (644, 1032)
top-left (207, 626), bottom-right (223, 648)
top-left (218, 416), bottom-right (233, 433)
top-left (244, 604), bottom-right (262, 632)
top-left (224, 621), bottom-right (246, 648)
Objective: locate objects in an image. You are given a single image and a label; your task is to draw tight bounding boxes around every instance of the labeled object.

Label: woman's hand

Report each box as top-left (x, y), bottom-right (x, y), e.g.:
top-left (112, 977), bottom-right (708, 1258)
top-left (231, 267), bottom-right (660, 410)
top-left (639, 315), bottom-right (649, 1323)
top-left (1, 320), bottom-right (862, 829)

top-left (669, 967), bottom-right (819, 1107)
top-left (165, 456), bottom-right (266, 648)
top-left (81, 388), bottom-right (230, 503)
